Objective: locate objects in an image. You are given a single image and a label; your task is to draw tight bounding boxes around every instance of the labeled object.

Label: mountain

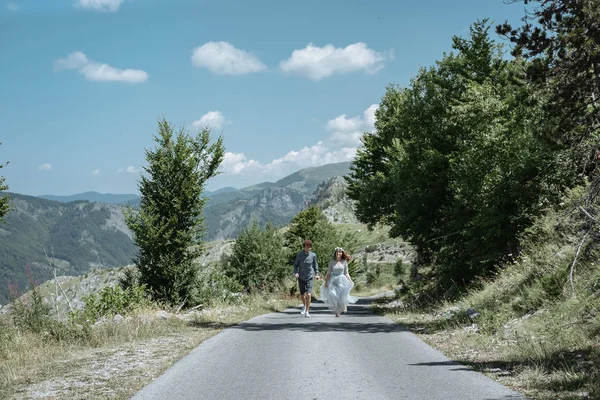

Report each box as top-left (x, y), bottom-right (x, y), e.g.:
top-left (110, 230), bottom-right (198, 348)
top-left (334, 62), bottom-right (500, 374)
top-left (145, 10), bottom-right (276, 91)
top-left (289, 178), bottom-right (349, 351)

top-left (306, 176), bottom-right (359, 224)
top-left (0, 193), bottom-right (136, 305)
top-left (0, 161), bottom-right (354, 303)
top-left (271, 161), bottom-right (351, 194)
top-left (203, 162), bottom-right (352, 240)
top-left (204, 187), bottom-right (311, 239)
top-left (209, 187), bottom-right (239, 195)
top-left (39, 192), bottom-right (140, 205)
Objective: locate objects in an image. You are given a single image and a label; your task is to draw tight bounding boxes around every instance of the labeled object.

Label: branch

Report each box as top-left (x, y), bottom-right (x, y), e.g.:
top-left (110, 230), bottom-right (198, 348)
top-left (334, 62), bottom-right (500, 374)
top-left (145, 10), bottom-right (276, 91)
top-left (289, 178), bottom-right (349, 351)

top-left (570, 232), bottom-right (589, 298)
top-left (579, 206), bottom-right (597, 223)
top-left (175, 296), bottom-right (188, 313)
top-left (45, 248), bottom-right (74, 314)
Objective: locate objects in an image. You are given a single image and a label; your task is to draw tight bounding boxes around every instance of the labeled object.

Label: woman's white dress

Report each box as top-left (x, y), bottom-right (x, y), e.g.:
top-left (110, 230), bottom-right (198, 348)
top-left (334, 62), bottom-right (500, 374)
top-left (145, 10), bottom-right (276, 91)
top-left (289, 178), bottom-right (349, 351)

top-left (320, 259), bottom-right (358, 314)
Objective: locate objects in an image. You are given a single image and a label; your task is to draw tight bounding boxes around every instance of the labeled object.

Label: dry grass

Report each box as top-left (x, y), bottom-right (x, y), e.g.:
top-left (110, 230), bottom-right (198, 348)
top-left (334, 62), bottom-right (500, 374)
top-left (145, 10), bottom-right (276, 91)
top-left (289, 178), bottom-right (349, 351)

top-left (382, 310), bottom-right (599, 400)
top-left (0, 295), bottom-right (298, 400)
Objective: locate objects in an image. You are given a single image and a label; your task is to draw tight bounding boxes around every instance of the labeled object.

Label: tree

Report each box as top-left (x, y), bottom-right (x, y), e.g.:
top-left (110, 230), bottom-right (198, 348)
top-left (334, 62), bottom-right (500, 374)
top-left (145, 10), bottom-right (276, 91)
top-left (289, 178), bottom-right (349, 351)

top-left (347, 20), bottom-right (509, 260)
top-left (284, 205), bottom-right (326, 251)
top-left (346, 20), bottom-right (576, 292)
top-left (497, 0), bottom-right (600, 166)
top-left (224, 220), bottom-right (288, 293)
top-left (0, 141), bottom-right (10, 221)
top-left (285, 205), bottom-right (357, 272)
top-left (124, 117), bottom-right (224, 306)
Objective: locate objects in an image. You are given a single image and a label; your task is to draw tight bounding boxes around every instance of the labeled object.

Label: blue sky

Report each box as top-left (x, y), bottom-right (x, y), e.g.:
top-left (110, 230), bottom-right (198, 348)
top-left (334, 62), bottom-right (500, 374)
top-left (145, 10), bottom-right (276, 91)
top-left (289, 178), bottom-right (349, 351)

top-left (0, 0), bottom-right (527, 196)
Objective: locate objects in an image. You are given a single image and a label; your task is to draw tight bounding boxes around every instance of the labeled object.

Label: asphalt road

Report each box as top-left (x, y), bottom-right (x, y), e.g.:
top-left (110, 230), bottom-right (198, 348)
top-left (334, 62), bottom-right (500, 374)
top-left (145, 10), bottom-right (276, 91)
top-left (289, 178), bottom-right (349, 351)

top-left (131, 294), bottom-right (525, 400)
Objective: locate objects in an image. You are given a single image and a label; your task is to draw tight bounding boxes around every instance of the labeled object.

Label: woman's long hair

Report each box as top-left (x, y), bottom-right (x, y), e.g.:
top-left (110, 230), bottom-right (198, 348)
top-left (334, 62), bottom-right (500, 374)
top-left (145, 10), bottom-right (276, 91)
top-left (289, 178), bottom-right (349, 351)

top-left (332, 247), bottom-right (352, 262)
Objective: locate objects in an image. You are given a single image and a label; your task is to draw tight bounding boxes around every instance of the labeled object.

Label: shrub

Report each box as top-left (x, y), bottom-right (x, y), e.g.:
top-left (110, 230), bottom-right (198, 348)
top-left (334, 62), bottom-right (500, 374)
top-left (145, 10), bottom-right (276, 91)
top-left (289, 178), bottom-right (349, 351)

top-left (8, 267), bottom-right (60, 336)
top-left (224, 220), bottom-right (288, 293)
top-left (76, 284), bottom-right (152, 323)
top-left (197, 268), bottom-right (245, 305)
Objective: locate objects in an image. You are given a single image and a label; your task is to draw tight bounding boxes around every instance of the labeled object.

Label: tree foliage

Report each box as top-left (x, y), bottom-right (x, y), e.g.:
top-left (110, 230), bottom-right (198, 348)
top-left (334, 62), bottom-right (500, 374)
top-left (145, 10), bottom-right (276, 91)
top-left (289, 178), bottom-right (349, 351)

top-left (284, 205), bottom-right (327, 251)
top-left (124, 117), bottom-right (224, 306)
top-left (497, 0), bottom-right (600, 166)
top-left (0, 142), bottom-right (10, 221)
top-left (223, 220), bottom-right (287, 293)
top-left (284, 205), bottom-right (358, 273)
top-left (346, 20), bottom-right (578, 293)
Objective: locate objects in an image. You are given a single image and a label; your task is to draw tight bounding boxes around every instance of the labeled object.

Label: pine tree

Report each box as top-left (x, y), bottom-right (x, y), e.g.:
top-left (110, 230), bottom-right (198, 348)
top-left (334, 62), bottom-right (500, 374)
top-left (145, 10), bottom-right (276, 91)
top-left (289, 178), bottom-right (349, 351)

top-left (124, 117), bottom-right (224, 306)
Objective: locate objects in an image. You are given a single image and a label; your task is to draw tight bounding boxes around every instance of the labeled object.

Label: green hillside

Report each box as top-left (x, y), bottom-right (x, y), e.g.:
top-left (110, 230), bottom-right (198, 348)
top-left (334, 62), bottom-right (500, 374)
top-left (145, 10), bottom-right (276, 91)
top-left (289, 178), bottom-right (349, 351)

top-left (0, 193), bottom-right (136, 304)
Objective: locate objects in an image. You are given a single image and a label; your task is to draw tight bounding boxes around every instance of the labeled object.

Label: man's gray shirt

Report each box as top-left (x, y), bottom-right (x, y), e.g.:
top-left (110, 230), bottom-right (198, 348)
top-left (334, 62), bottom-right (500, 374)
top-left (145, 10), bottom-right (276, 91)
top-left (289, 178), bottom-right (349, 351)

top-left (293, 251), bottom-right (319, 280)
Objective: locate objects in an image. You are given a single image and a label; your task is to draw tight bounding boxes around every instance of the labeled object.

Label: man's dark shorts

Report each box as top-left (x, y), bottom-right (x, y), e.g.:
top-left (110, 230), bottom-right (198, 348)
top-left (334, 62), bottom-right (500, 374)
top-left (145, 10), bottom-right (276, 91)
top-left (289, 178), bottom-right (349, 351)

top-left (298, 277), bottom-right (314, 295)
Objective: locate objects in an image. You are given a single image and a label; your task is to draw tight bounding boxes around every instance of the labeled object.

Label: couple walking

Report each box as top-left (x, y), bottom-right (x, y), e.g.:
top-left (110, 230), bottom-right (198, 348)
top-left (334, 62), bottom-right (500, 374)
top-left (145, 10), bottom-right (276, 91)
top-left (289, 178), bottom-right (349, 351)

top-left (293, 239), bottom-right (357, 318)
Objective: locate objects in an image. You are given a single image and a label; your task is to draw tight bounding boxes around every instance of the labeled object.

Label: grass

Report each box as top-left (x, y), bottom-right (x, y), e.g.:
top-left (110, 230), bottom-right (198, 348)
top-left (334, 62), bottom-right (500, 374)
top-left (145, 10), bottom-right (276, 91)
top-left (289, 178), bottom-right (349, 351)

top-left (0, 294), bottom-right (299, 400)
top-left (372, 199), bottom-right (600, 400)
top-left (337, 223), bottom-right (405, 249)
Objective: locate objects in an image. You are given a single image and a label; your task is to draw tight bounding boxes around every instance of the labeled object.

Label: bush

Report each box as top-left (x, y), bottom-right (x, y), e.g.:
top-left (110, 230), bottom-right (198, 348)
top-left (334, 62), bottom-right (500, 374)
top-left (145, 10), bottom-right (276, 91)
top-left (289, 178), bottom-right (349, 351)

top-left (197, 267), bottom-right (245, 305)
top-left (224, 220), bottom-right (288, 293)
top-left (8, 267), bottom-right (59, 336)
top-left (285, 206), bottom-right (358, 275)
top-left (76, 284), bottom-right (152, 323)
top-left (0, 319), bottom-right (15, 360)
top-left (394, 259), bottom-right (406, 282)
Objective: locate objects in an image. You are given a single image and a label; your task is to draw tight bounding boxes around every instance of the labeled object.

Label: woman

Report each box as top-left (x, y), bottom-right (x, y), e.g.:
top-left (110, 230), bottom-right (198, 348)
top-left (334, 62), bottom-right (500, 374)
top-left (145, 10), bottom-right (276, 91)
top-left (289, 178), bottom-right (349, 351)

top-left (320, 247), bottom-right (358, 317)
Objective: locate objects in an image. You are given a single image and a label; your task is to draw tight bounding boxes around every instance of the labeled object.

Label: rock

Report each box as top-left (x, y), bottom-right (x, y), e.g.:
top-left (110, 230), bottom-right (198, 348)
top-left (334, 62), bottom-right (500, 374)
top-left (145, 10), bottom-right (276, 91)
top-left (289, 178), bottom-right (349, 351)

top-left (113, 314), bottom-right (124, 323)
top-left (155, 310), bottom-right (170, 320)
top-left (466, 308), bottom-right (480, 319)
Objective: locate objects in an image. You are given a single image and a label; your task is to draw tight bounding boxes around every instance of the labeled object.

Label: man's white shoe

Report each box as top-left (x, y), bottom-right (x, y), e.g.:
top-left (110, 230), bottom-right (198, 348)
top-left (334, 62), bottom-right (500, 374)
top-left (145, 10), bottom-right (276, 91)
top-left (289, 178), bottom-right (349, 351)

top-left (300, 307), bottom-right (306, 315)
top-left (305, 312), bottom-right (311, 318)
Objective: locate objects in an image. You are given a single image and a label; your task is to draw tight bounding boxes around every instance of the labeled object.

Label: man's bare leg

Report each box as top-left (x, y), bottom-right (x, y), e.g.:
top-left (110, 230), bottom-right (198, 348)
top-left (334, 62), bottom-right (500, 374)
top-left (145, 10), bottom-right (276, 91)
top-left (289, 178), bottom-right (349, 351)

top-left (300, 293), bottom-right (307, 314)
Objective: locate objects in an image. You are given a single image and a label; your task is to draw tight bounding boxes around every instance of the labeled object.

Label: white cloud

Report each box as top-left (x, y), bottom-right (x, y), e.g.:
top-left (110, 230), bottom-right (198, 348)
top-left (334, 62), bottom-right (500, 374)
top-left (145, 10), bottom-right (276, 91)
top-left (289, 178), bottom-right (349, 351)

top-left (219, 152), bottom-right (259, 174)
top-left (280, 43), bottom-right (391, 80)
top-left (191, 42), bottom-right (267, 75)
top-left (214, 104), bottom-right (377, 184)
top-left (75, 0), bottom-right (123, 12)
top-left (326, 104), bottom-right (378, 147)
top-left (54, 51), bottom-right (148, 84)
top-left (38, 163), bottom-right (52, 171)
top-left (192, 111), bottom-right (227, 131)
top-left (118, 166), bottom-right (138, 174)
top-left (6, 3), bottom-right (19, 11)
top-left (92, 169), bottom-right (101, 176)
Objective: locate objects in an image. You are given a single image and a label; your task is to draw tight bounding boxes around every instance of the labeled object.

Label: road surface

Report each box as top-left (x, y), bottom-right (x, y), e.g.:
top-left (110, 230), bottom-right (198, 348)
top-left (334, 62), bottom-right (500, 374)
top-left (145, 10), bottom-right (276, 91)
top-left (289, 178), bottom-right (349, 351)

top-left (131, 294), bottom-right (525, 400)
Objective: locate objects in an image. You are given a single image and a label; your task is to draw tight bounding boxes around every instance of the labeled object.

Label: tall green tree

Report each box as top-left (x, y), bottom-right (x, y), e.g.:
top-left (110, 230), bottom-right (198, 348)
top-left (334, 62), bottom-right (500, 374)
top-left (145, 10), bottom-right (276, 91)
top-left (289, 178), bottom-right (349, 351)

top-left (347, 20), bottom-right (508, 261)
top-left (124, 117), bottom-right (224, 306)
top-left (285, 205), bottom-right (357, 269)
top-left (284, 205), bottom-right (326, 251)
top-left (346, 20), bottom-right (574, 292)
top-left (0, 142), bottom-right (9, 221)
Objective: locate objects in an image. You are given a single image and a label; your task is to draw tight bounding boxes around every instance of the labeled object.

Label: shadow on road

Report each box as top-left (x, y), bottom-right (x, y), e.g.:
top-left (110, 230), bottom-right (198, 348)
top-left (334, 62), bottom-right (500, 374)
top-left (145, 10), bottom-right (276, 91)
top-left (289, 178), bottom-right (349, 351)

top-left (229, 299), bottom-right (408, 334)
top-left (191, 294), bottom-right (403, 334)
top-left (407, 360), bottom-right (473, 372)
top-left (233, 319), bottom-right (408, 334)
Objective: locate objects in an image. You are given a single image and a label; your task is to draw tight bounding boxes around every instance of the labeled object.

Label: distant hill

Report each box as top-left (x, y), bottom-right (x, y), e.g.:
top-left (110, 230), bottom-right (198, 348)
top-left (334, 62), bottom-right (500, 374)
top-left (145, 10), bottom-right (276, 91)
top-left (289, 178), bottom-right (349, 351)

top-left (204, 186), bottom-right (311, 240)
top-left (209, 187), bottom-right (239, 195)
top-left (39, 192), bottom-right (140, 205)
top-left (271, 161), bottom-right (351, 194)
top-left (204, 161), bottom-right (352, 240)
top-left (306, 176), bottom-right (359, 224)
top-left (0, 193), bottom-right (136, 305)
top-left (0, 161), bottom-right (354, 303)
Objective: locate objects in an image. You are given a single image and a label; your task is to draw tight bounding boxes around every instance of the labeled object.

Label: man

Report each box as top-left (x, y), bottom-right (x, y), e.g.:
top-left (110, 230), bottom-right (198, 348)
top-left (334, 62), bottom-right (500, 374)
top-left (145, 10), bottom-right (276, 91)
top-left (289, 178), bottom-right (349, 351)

top-left (293, 239), bottom-right (320, 318)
